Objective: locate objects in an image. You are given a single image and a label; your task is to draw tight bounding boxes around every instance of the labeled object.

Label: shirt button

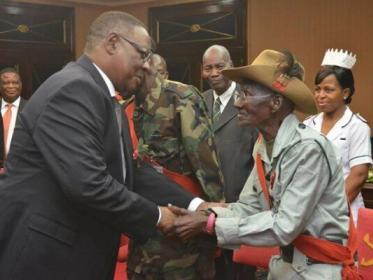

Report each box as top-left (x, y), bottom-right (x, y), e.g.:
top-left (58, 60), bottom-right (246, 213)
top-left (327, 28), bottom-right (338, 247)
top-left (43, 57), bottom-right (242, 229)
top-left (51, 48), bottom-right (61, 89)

top-left (298, 123), bottom-right (306, 129)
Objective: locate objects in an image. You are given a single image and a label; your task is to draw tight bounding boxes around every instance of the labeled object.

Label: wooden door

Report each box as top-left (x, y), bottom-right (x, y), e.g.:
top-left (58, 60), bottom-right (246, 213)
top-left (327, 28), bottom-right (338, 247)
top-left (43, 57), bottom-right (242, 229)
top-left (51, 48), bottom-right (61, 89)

top-left (149, 0), bottom-right (247, 91)
top-left (0, 2), bottom-right (74, 99)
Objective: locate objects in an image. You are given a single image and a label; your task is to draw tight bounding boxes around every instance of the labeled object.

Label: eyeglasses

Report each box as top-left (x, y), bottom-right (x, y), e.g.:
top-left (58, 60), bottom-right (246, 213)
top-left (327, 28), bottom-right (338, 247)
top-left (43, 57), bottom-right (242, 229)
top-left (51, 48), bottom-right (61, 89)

top-left (233, 86), bottom-right (273, 103)
top-left (233, 92), bottom-right (272, 103)
top-left (116, 33), bottom-right (153, 63)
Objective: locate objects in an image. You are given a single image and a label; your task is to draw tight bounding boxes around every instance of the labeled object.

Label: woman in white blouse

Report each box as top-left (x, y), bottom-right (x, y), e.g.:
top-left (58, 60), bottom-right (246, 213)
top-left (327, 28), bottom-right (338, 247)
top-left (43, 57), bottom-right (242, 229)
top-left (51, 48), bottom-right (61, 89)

top-left (304, 49), bottom-right (372, 223)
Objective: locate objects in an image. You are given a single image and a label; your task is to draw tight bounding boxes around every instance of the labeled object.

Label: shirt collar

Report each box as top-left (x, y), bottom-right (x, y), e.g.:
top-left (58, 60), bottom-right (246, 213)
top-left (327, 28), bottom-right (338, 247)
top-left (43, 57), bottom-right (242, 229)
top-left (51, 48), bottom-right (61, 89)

top-left (93, 63), bottom-right (116, 98)
top-left (312, 106), bottom-right (353, 128)
top-left (336, 106), bottom-right (353, 128)
top-left (1, 96), bottom-right (21, 110)
top-left (213, 81), bottom-right (236, 107)
top-left (271, 114), bottom-right (299, 160)
top-left (254, 114), bottom-right (299, 164)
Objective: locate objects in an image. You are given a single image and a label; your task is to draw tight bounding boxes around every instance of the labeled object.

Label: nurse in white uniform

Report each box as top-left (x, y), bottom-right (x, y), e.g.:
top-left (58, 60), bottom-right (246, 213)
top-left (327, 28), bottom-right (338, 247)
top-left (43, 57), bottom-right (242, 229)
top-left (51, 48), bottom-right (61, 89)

top-left (304, 49), bottom-right (372, 223)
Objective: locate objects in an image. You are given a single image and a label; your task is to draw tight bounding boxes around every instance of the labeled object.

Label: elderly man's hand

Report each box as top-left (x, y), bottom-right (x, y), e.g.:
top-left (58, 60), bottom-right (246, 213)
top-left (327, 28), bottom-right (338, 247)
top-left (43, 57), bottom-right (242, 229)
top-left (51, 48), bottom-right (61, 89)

top-left (166, 205), bottom-right (209, 242)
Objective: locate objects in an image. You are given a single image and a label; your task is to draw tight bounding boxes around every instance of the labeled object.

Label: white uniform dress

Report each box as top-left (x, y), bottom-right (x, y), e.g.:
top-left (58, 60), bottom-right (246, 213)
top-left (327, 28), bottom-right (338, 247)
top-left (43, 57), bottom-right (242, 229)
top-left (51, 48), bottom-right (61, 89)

top-left (304, 107), bottom-right (373, 222)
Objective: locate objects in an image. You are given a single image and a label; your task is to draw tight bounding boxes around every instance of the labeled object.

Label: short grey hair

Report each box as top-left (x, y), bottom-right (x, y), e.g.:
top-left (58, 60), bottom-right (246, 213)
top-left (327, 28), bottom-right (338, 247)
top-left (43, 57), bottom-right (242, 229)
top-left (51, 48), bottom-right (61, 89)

top-left (84, 11), bottom-right (146, 54)
top-left (203, 44), bottom-right (232, 64)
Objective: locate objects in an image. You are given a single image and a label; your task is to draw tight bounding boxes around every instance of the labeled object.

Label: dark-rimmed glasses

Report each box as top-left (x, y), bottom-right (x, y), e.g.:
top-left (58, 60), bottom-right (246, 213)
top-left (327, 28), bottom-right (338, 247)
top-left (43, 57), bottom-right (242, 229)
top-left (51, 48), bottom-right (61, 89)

top-left (115, 33), bottom-right (153, 63)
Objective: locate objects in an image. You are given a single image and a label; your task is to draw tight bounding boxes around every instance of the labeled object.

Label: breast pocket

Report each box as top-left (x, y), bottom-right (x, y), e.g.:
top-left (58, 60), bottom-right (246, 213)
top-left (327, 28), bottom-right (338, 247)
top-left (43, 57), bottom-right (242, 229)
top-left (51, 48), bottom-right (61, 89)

top-left (12, 213), bottom-right (76, 279)
top-left (335, 135), bottom-right (349, 168)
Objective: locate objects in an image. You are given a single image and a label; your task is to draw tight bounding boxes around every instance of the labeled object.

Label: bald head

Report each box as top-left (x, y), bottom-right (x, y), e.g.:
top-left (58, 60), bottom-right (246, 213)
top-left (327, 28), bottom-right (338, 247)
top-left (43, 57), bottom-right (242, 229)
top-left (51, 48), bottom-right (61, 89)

top-left (84, 11), bottom-right (146, 54)
top-left (202, 45), bottom-right (233, 95)
top-left (152, 54), bottom-right (169, 80)
top-left (83, 11), bottom-right (153, 99)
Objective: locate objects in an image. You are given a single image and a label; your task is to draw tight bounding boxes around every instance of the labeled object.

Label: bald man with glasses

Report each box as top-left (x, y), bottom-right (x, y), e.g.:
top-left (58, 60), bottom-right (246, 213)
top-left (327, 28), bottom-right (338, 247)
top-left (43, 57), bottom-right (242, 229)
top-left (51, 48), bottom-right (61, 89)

top-left (0, 11), bottom-right (199, 280)
top-left (115, 33), bottom-right (153, 63)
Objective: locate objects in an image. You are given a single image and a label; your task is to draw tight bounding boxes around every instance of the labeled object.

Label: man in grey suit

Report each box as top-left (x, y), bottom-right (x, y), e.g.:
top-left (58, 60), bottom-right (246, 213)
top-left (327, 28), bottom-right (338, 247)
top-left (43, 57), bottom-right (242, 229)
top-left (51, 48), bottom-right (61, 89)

top-left (202, 45), bottom-right (258, 279)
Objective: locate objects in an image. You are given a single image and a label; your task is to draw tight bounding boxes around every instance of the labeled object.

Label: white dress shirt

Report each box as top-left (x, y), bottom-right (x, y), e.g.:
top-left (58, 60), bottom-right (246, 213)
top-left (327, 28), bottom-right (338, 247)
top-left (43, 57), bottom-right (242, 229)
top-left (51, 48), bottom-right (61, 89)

top-left (213, 81), bottom-right (236, 113)
top-left (1, 96), bottom-right (21, 154)
top-left (94, 63), bottom-right (127, 185)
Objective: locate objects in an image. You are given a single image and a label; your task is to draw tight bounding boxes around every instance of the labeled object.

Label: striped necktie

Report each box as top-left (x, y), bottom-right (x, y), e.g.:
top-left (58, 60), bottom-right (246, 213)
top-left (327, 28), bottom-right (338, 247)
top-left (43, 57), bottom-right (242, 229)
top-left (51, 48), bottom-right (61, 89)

top-left (3, 103), bottom-right (13, 156)
top-left (213, 97), bottom-right (222, 123)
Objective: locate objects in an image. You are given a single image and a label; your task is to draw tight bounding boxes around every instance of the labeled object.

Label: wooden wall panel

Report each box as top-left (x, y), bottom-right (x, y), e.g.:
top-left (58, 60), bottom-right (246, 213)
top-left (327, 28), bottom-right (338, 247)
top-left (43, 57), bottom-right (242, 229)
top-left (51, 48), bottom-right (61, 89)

top-left (12, 0), bottom-right (373, 127)
top-left (14, 0), bottom-right (109, 56)
top-left (124, 0), bottom-right (373, 127)
top-left (248, 0), bottom-right (373, 125)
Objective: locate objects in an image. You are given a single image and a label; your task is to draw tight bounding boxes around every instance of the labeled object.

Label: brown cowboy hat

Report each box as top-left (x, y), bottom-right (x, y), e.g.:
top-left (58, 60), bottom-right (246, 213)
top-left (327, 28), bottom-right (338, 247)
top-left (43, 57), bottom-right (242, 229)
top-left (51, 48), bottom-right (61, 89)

top-left (222, 49), bottom-right (317, 115)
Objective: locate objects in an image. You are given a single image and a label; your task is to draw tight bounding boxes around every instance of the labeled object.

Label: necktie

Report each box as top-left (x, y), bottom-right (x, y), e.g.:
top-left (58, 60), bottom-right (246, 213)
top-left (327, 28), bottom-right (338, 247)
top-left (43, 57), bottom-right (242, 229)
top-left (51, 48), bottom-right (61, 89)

top-left (3, 103), bottom-right (13, 156)
top-left (213, 97), bottom-right (222, 123)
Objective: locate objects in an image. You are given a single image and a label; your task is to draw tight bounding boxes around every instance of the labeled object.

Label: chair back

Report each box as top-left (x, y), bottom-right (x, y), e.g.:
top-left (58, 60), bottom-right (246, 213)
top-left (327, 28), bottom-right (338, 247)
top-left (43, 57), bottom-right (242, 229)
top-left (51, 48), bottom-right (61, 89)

top-left (357, 207), bottom-right (373, 279)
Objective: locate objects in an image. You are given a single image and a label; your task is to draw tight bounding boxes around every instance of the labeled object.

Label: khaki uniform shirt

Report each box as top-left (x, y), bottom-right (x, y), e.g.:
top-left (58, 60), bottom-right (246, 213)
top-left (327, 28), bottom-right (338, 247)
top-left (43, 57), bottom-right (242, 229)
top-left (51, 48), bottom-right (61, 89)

top-left (213, 114), bottom-right (350, 278)
top-left (213, 114), bottom-right (349, 279)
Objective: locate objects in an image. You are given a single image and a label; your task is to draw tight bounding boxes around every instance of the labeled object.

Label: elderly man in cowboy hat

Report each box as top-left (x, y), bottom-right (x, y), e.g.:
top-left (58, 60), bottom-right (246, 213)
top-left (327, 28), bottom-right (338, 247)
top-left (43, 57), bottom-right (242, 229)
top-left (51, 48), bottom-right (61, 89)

top-left (167, 49), bottom-right (359, 279)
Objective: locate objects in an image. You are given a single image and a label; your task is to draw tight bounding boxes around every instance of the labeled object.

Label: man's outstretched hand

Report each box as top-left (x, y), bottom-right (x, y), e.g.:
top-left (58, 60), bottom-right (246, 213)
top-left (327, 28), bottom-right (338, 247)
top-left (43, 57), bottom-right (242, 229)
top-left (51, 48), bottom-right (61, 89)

top-left (157, 206), bottom-right (177, 234)
top-left (166, 205), bottom-right (209, 242)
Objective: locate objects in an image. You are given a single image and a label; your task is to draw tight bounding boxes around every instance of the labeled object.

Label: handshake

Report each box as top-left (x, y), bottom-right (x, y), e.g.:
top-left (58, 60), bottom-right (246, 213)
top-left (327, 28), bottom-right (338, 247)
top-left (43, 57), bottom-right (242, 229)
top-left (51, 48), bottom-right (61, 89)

top-left (157, 202), bottom-right (227, 241)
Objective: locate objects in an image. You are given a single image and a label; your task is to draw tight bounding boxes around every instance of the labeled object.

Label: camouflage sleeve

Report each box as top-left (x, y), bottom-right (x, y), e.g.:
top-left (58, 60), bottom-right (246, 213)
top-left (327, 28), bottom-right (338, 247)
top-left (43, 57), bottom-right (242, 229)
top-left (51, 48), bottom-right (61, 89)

top-left (178, 84), bottom-right (225, 202)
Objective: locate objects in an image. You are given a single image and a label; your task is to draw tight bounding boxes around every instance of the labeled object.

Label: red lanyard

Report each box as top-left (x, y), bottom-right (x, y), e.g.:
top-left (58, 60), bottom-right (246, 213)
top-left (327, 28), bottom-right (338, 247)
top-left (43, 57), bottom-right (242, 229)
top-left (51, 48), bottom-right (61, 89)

top-left (256, 152), bottom-right (272, 209)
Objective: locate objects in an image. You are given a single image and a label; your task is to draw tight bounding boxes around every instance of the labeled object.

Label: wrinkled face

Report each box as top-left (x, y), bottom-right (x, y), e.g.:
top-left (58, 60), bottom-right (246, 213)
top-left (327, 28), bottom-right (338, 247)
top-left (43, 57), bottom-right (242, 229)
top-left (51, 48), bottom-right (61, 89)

top-left (112, 26), bottom-right (153, 98)
top-left (233, 83), bottom-right (274, 127)
top-left (314, 74), bottom-right (347, 114)
top-left (0, 72), bottom-right (22, 103)
top-left (202, 49), bottom-right (232, 95)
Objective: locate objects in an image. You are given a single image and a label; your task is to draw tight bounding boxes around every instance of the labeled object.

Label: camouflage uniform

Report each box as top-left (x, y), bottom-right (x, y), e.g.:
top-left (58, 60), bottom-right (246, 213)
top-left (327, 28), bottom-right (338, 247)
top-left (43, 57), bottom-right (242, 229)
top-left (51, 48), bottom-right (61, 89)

top-left (127, 77), bottom-right (225, 279)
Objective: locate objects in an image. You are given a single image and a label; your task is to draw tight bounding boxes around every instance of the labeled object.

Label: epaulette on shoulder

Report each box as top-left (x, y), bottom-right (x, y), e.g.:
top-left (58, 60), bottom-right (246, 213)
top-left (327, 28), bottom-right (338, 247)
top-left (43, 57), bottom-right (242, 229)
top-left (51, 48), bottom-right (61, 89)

top-left (164, 79), bottom-right (196, 99)
top-left (296, 122), bottom-right (327, 143)
top-left (354, 113), bottom-right (368, 124)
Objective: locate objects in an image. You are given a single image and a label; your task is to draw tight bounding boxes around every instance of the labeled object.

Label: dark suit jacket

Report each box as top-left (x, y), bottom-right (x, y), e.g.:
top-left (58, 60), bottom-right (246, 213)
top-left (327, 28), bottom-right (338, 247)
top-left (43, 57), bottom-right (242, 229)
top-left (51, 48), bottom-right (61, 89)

top-left (204, 86), bottom-right (258, 202)
top-left (0, 55), bottom-right (194, 280)
top-left (0, 97), bottom-right (26, 168)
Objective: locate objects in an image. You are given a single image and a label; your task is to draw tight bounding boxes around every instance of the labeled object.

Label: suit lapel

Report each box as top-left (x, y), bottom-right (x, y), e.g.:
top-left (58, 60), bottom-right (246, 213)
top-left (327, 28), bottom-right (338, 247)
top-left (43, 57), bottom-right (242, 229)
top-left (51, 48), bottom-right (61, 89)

top-left (19, 98), bottom-right (26, 111)
top-left (0, 100), bottom-right (3, 167)
top-left (77, 55), bottom-right (134, 186)
top-left (76, 55), bottom-right (110, 97)
top-left (120, 112), bottom-right (134, 187)
top-left (213, 96), bottom-right (237, 132)
top-left (204, 89), bottom-right (214, 117)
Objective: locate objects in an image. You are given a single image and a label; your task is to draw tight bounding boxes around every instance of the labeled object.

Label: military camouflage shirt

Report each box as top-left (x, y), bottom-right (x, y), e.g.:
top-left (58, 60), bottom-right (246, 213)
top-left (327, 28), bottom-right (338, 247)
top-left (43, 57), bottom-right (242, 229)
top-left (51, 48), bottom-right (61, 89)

top-left (133, 77), bottom-right (224, 202)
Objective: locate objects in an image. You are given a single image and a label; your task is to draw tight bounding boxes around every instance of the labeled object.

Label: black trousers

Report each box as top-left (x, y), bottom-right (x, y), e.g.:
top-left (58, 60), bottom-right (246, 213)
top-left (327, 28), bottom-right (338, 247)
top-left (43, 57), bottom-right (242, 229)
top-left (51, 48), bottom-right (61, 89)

top-left (214, 249), bottom-right (256, 280)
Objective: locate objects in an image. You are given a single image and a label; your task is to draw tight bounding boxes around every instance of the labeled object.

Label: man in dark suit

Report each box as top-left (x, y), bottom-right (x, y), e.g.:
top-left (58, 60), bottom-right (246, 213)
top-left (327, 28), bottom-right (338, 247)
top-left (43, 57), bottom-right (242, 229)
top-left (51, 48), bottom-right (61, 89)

top-left (0, 67), bottom-right (27, 170)
top-left (0, 11), bottom-right (198, 280)
top-left (202, 45), bottom-right (258, 279)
